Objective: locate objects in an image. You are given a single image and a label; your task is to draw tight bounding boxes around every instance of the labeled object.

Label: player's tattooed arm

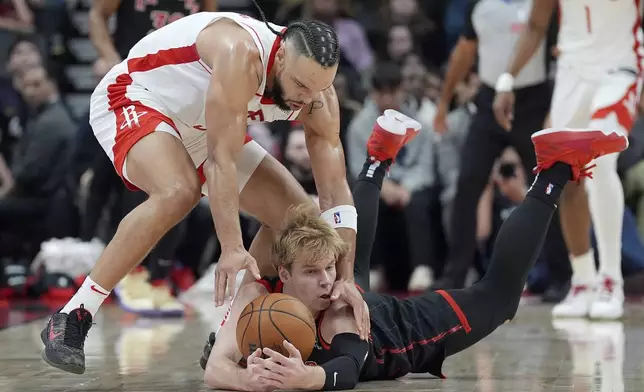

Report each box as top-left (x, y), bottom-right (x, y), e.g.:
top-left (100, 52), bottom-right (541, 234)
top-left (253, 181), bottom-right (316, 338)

top-left (307, 100), bottom-right (324, 114)
top-left (298, 86), bottom-right (356, 280)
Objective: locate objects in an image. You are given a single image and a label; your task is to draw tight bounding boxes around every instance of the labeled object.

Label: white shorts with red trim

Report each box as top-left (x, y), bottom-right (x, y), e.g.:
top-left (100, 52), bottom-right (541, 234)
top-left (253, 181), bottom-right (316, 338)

top-left (89, 63), bottom-right (267, 195)
top-left (550, 66), bottom-right (641, 132)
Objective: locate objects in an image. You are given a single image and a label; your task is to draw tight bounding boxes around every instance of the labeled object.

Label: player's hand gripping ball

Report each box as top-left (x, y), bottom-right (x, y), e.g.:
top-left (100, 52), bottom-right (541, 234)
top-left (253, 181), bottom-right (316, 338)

top-left (236, 293), bottom-right (317, 360)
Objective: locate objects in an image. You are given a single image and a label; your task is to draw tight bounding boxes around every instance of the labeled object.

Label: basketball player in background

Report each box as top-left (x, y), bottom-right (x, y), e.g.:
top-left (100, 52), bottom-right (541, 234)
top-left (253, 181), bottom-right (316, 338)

top-left (200, 113), bottom-right (628, 391)
top-left (88, 0), bottom-right (217, 315)
top-left (493, 0), bottom-right (643, 319)
top-left (40, 3), bottom-right (367, 375)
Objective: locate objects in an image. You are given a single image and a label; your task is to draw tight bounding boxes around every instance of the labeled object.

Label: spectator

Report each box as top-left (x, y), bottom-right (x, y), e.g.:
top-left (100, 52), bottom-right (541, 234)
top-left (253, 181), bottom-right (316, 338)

top-left (387, 25), bottom-right (415, 64)
top-left (0, 0), bottom-right (33, 33)
top-left (277, 0), bottom-right (374, 84)
top-left (333, 71), bottom-right (362, 166)
top-left (401, 53), bottom-right (437, 127)
top-left (283, 124), bottom-right (316, 196)
top-left (347, 61), bottom-right (435, 291)
top-left (0, 65), bottom-right (76, 246)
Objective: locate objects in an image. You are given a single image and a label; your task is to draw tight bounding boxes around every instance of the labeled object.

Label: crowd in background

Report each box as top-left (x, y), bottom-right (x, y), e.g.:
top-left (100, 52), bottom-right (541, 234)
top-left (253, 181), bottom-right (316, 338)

top-left (2, 0), bottom-right (644, 317)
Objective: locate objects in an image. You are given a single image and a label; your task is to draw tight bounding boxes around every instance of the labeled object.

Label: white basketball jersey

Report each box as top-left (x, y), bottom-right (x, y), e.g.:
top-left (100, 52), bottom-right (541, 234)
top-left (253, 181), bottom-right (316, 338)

top-left (557, 0), bottom-right (644, 76)
top-left (122, 12), bottom-right (301, 135)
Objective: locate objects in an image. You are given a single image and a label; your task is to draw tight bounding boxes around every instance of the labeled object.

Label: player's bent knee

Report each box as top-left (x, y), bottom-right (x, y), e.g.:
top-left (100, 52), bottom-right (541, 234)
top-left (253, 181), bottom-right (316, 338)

top-left (152, 182), bottom-right (201, 219)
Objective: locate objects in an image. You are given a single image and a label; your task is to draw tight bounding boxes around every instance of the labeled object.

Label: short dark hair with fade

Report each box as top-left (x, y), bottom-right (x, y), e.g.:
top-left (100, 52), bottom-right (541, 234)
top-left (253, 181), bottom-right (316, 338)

top-left (252, 0), bottom-right (340, 68)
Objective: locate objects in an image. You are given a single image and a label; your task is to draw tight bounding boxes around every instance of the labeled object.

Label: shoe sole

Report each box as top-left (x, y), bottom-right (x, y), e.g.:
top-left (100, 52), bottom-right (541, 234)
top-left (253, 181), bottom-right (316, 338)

top-left (40, 330), bottom-right (85, 374)
top-left (113, 286), bottom-right (184, 318)
top-left (532, 128), bottom-right (629, 154)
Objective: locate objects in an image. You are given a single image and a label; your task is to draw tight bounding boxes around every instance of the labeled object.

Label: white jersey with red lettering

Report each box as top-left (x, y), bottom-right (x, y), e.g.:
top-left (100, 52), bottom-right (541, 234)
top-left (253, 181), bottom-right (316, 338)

top-left (90, 12), bottom-right (301, 194)
top-left (557, 0), bottom-right (644, 76)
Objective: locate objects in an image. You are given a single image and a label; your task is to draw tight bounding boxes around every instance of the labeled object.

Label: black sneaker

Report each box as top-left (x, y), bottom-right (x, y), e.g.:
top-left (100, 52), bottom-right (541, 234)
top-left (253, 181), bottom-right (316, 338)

top-left (40, 305), bottom-right (93, 374)
top-left (199, 332), bottom-right (216, 370)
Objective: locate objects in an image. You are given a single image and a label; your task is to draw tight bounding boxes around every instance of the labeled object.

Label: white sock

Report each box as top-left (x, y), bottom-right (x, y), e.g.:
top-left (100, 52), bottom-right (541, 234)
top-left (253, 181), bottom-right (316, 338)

top-left (570, 250), bottom-right (596, 285)
top-left (585, 152), bottom-right (624, 284)
top-left (61, 276), bottom-right (111, 316)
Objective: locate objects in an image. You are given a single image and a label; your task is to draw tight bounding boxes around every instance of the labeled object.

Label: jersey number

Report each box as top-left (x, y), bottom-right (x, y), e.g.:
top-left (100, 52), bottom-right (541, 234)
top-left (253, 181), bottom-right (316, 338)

top-left (584, 5), bottom-right (592, 33)
top-left (150, 10), bottom-right (186, 30)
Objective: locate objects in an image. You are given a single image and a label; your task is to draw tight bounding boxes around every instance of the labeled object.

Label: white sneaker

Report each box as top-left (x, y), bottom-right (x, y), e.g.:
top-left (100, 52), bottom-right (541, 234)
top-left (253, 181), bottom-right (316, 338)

top-left (589, 275), bottom-right (624, 320)
top-left (151, 284), bottom-right (185, 317)
top-left (114, 269), bottom-right (156, 315)
top-left (552, 283), bottom-right (594, 318)
top-left (408, 266), bottom-right (433, 292)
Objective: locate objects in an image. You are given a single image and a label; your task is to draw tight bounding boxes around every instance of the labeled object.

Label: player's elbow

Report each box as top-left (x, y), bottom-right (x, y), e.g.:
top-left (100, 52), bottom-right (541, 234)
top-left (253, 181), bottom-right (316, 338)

top-left (203, 358), bottom-right (225, 389)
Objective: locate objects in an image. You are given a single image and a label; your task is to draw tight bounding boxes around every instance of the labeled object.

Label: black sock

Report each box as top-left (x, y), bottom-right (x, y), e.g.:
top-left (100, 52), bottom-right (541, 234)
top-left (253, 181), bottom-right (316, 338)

top-left (481, 164), bottom-right (570, 299)
top-left (526, 162), bottom-right (572, 208)
top-left (353, 159), bottom-right (391, 290)
top-left (357, 159), bottom-right (391, 189)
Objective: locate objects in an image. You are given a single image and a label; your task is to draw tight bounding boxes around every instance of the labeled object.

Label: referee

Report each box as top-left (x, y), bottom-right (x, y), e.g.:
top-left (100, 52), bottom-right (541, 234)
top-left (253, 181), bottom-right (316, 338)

top-left (432, 0), bottom-right (567, 291)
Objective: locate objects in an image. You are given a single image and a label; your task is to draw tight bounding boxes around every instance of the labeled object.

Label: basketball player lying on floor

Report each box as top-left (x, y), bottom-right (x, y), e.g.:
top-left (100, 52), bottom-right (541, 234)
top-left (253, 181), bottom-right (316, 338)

top-left (200, 118), bottom-right (628, 391)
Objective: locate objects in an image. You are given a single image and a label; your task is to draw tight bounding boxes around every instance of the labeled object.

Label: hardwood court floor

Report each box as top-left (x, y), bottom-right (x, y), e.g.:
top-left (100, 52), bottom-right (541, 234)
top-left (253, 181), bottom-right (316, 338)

top-left (1, 299), bottom-right (644, 392)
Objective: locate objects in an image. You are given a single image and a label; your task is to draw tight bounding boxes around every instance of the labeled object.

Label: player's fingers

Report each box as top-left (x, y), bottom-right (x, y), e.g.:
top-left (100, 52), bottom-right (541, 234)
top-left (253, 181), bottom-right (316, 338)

top-left (282, 340), bottom-right (301, 359)
top-left (263, 347), bottom-right (290, 363)
top-left (227, 272), bottom-right (237, 300)
top-left (215, 270), bottom-right (227, 307)
top-left (214, 267), bottom-right (220, 304)
top-left (256, 357), bottom-right (286, 375)
top-left (257, 375), bottom-right (282, 389)
top-left (248, 257), bottom-right (261, 280)
top-left (330, 281), bottom-right (342, 301)
top-left (363, 302), bottom-right (371, 338)
top-left (248, 348), bottom-right (262, 364)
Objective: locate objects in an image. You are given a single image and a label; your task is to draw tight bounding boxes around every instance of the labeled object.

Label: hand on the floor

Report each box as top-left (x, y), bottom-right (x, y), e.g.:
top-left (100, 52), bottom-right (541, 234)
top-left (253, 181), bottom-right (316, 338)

top-left (331, 280), bottom-right (370, 340)
top-left (244, 348), bottom-right (278, 392)
top-left (252, 342), bottom-right (311, 390)
top-left (215, 247), bottom-right (261, 306)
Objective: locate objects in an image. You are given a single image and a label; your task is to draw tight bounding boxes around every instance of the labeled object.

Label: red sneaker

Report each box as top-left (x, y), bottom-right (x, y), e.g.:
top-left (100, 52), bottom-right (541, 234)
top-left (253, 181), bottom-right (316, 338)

top-left (531, 128), bottom-right (629, 181)
top-left (367, 110), bottom-right (421, 162)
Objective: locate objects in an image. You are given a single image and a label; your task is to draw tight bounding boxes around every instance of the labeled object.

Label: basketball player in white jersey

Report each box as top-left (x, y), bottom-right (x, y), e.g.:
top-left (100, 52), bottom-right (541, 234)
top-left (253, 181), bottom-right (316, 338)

top-left (493, 0), bottom-right (644, 320)
top-left (39, 2), bottom-right (371, 374)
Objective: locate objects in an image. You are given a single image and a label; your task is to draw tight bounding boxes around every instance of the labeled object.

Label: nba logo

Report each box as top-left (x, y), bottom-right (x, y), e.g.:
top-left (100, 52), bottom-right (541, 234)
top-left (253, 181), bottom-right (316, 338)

top-left (546, 183), bottom-right (553, 195)
top-left (333, 212), bottom-right (341, 224)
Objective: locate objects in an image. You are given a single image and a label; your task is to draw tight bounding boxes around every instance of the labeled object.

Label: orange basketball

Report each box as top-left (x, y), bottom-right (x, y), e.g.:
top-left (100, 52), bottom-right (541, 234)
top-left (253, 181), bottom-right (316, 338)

top-left (236, 293), bottom-right (316, 360)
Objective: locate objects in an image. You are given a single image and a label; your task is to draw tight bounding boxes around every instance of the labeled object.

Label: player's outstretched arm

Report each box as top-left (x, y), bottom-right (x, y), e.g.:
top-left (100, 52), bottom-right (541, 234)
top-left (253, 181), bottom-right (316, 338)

top-left (298, 87), bottom-right (355, 280)
top-left (298, 88), bottom-right (369, 340)
top-left (197, 22), bottom-right (265, 306)
top-left (252, 303), bottom-right (369, 391)
top-left (203, 277), bottom-right (270, 391)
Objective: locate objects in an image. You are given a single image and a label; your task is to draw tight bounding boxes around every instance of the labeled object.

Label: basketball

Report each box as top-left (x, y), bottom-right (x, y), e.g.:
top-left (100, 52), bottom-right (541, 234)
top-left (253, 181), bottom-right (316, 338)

top-left (236, 293), bottom-right (316, 360)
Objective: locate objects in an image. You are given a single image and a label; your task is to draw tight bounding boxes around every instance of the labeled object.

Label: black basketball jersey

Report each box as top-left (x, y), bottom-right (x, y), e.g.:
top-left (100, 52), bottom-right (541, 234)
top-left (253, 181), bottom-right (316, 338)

top-left (112, 0), bottom-right (205, 59)
top-left (254, 277), bottom-right (396, 380)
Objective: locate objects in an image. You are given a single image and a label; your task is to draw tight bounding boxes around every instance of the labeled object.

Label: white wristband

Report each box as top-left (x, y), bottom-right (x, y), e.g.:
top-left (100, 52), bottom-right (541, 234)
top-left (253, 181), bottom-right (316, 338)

top-left (495, 73), bottom-right (514, 92)
top-left (321, 205), bottom-right (358, 232)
